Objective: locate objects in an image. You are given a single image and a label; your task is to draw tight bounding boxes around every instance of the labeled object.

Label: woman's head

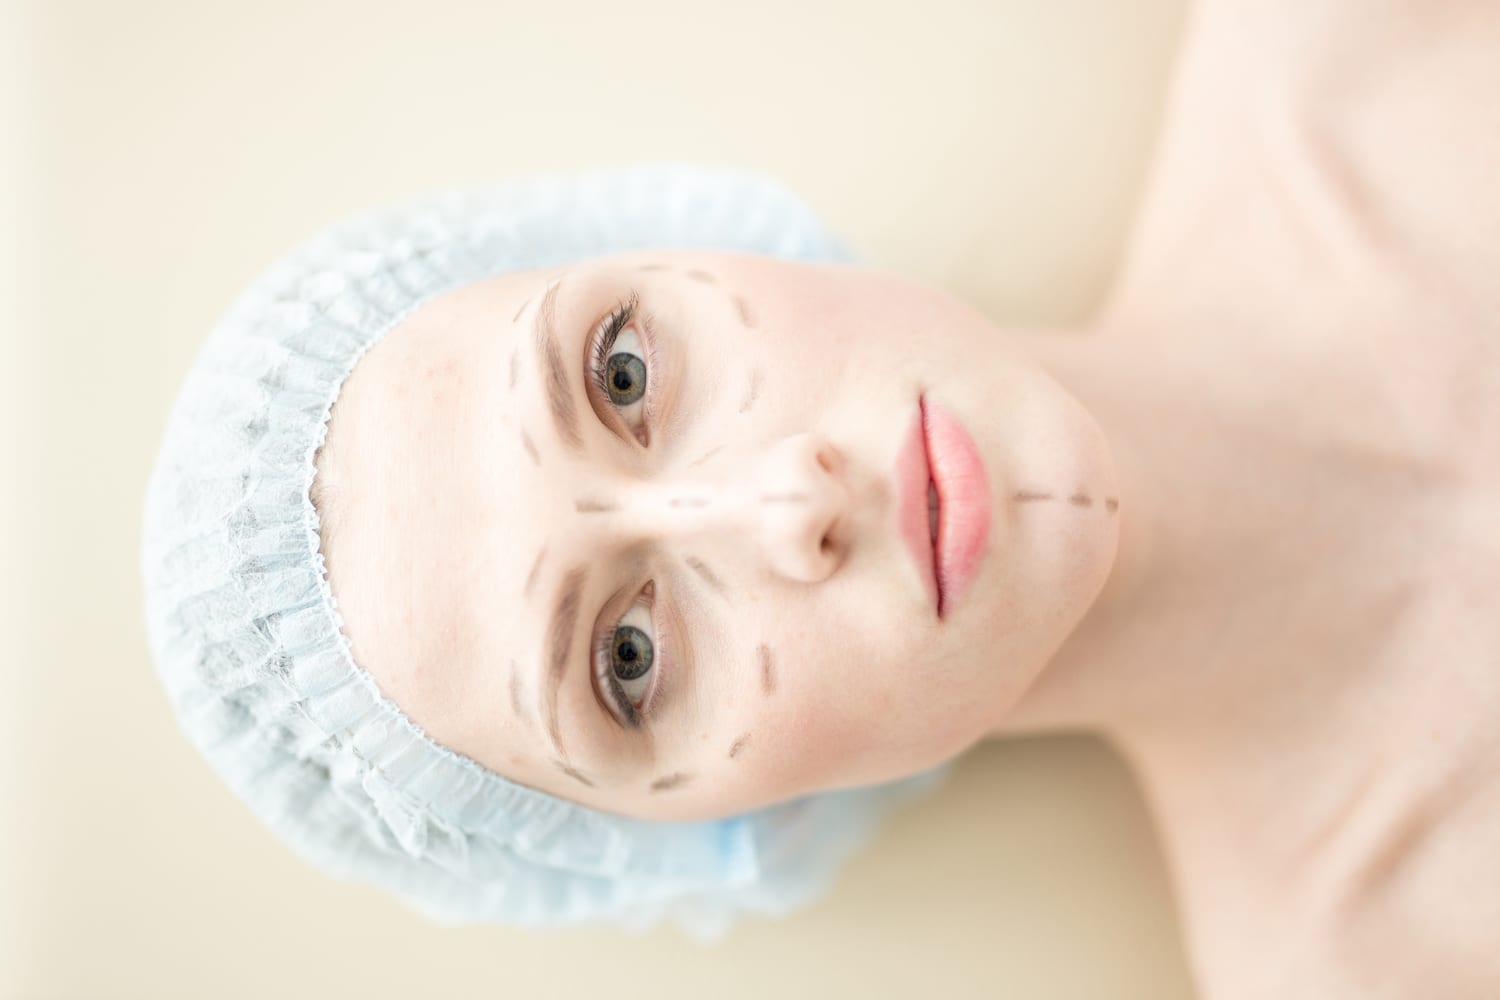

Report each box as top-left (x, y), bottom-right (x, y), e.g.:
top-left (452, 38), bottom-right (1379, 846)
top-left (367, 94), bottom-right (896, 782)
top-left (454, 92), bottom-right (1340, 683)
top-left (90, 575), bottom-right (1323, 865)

top-left (141, 164), bottom-right (1119, 929)
top-left (314, 247), bottom-right (1121, 823)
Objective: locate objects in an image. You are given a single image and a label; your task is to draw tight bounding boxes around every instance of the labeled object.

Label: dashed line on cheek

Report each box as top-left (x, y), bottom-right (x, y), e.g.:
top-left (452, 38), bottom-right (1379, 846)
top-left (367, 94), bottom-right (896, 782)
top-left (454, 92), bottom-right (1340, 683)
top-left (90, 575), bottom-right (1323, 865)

top-left (521, 429), bottom-right (540, 466)
top-left (508, 348), bottom-right (519, 389)
top-left (733, 294), bottom-right (756, 329)
top-left (727, 733), bottom-right (751, 759)
top-left (758, 644), bottom-right (776, 695)
top-left (687, 445), bottom-right (723, 468)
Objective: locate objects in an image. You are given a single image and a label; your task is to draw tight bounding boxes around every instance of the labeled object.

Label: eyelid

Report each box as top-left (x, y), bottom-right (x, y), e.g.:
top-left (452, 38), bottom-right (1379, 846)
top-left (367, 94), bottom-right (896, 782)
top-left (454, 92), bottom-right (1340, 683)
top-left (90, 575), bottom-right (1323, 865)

top-left (589, 581), bottom-right (668, 730)
top-left (584, 290), bottom-right (662, 447)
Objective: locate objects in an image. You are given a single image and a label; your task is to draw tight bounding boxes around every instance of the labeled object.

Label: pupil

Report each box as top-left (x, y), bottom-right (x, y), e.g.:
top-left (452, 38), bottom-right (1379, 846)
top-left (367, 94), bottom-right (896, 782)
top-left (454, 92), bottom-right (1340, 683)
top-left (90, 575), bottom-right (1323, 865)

top-left (613, 371), bottom-right (632, 391)
top-left (618, 641), bottom-right (637, 661)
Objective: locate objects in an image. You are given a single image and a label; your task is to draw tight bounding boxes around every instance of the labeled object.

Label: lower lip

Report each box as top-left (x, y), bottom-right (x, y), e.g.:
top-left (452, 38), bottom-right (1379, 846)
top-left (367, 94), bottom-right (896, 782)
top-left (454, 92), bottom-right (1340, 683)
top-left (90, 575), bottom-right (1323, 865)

top-left (922, 395), bottom-right (991, 618)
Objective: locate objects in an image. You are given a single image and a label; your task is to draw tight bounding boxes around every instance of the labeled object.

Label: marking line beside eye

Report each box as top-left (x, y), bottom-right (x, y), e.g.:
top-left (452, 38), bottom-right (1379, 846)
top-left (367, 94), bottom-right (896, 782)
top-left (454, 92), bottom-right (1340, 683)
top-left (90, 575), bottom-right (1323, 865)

top-left (685, 556), bottom-right (727, 595)
top-left (727, 733), bottom-right (751, 759)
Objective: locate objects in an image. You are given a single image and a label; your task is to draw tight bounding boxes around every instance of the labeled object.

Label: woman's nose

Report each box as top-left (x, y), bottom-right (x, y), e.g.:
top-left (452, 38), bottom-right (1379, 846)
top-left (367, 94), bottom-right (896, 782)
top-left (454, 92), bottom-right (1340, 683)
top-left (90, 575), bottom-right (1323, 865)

top-left (583, 431), bottom-right (853, 584)
top-left (745, 432), bottom-right (852, 582)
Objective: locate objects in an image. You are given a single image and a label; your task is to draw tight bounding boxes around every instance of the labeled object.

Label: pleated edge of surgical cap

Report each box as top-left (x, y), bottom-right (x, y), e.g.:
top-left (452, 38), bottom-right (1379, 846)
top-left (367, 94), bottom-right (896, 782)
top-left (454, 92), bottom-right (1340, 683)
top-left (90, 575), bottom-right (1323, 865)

top-left (139, 160), bottom-right (949, 934)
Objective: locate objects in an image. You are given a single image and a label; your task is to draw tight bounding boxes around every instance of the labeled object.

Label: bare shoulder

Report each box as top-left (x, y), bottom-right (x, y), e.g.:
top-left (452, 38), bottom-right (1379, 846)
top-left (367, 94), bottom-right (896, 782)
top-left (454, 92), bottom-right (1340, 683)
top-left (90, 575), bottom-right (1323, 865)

top-left (1106, 0), bottom-right (1500, 337)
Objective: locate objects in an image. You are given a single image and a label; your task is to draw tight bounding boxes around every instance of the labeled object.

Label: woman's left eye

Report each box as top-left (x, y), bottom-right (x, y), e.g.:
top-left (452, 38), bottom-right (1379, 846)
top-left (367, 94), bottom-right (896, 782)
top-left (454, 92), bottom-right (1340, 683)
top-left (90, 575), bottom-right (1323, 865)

top-left (588, 294), bottom-right (654, 446)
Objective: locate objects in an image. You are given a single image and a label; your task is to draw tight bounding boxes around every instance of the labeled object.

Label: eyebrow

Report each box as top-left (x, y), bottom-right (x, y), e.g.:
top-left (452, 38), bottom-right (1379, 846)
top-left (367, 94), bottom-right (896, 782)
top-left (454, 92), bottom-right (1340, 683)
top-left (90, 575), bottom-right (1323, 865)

top-left (532, 279), bottom-right (583, 453)
top-left (542, 564), bottom-right (588, 759)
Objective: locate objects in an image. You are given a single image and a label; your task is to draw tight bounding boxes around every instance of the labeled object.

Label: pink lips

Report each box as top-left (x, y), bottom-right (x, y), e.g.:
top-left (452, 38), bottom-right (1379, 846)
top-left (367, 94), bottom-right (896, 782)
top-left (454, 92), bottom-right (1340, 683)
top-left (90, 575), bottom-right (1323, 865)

top-left (895, 395), bottom-right (991, 619)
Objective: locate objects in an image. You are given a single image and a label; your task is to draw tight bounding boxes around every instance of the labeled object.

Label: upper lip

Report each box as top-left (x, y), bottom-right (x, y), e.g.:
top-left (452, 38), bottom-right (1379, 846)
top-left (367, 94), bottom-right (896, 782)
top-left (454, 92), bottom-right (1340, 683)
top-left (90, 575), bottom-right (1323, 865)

top-left (895, 394), bottom-right (940, 615)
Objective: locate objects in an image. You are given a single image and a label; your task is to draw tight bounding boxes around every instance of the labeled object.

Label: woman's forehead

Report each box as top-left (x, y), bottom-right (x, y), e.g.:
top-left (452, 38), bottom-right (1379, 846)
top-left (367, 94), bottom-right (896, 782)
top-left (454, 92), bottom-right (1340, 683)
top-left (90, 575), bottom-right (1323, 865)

top-left (316, 266), bottom-right (556, 756)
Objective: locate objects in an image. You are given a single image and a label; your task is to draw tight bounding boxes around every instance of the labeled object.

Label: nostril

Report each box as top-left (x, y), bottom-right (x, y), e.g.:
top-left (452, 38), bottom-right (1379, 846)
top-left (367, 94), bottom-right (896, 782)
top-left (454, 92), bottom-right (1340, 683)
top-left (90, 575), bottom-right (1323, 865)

top-left (819, 532), bottom-right (833, 555)
top-left (816, 449), bottom-right (834, 473)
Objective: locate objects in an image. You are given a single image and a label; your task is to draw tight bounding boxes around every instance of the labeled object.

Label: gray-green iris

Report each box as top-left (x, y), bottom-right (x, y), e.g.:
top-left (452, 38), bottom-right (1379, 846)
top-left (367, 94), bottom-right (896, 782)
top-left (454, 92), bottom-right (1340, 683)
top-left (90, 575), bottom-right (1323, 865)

top-left (611, 625), bottom-right (653, 681)
top-left (606, 353), bottom-right (646, 405)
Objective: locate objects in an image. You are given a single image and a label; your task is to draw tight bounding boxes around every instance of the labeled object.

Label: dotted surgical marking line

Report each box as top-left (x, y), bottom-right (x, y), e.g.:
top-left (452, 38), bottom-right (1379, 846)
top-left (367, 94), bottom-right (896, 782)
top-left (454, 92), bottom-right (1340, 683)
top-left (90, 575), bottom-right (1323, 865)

top-left (685, 555), bottom-right (727, 595)
top-left (1013, 489), bottom-right (1120, 514)
top-left (520, 430), bottom-right (540, 466)
top-left (554, 760), bottom-right (594, 788)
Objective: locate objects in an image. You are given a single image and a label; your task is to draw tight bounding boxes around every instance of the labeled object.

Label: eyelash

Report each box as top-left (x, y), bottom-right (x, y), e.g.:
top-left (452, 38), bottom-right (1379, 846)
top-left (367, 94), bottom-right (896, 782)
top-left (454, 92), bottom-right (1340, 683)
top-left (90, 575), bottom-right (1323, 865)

top-left (586, 291), bottom-right (661, 445)
top-left (591, 586), bottom-right (670, 730)
top-left (585, 291), bottom-right (671, 730)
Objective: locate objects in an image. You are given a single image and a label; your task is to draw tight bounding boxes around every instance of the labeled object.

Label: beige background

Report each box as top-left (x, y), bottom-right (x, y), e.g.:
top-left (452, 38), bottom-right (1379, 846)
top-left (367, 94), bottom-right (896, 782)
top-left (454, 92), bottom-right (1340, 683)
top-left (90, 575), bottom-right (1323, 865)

top-left (5, 0), bottom-right (1200, 996)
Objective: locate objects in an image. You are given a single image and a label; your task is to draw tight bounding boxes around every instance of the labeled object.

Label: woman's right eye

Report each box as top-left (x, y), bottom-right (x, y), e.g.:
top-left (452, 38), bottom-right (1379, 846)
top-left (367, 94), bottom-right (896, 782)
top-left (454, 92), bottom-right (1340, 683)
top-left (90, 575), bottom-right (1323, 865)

top-left (593, 599), bottom-right (657, 727)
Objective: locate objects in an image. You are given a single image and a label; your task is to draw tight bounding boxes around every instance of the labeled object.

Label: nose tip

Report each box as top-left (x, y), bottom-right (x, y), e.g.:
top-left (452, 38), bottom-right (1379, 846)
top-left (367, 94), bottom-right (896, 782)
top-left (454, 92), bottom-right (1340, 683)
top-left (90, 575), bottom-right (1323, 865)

top-left (761, 432), bottom-right (851, 583)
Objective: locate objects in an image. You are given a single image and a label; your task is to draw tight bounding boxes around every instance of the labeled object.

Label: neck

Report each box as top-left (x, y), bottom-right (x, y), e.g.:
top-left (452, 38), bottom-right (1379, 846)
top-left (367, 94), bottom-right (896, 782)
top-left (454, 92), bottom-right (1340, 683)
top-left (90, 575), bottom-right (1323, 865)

top-left (997, 313), bottom-right (1448, 896)
top-left (995, 321), bottom-right (1406, 760)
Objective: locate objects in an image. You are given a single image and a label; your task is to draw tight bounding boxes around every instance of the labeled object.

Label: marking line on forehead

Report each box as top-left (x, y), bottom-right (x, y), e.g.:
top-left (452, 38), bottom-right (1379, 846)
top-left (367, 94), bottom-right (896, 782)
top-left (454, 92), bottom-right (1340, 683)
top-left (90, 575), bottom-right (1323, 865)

top-left (759, 491), bottom-right (809, 504)
top-left (524, 545), bottom-right (547, 599)
top-left (542, 564), bottom-right (588, 759)
top-left (533, 279), bottom-right (583, 453)
top-left (576, 497), bottom-right (619, 513)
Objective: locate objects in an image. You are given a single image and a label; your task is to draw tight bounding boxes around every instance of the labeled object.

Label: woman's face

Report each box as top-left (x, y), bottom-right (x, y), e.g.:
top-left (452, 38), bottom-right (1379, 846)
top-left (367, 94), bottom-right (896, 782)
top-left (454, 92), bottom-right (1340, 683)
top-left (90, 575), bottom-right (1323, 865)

top-left (316, 249), bottom-right (1119, 822)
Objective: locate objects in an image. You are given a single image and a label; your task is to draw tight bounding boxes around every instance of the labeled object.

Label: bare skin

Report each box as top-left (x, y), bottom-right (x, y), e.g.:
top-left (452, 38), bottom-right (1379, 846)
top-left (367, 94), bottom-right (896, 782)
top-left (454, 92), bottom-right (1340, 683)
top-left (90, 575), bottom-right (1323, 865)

top-left (312, 2), bottom-right (1497, 993)
top-left (999, 1), bottom-right (1500, 995)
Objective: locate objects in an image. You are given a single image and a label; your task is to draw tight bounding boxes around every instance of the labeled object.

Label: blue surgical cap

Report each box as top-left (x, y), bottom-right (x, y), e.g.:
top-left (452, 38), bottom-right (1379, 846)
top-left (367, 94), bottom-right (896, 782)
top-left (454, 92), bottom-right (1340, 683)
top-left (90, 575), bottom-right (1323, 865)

top-left (140, 162), bottom-right (946, 935)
